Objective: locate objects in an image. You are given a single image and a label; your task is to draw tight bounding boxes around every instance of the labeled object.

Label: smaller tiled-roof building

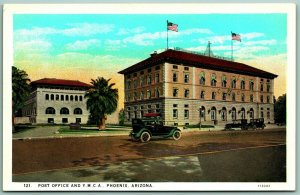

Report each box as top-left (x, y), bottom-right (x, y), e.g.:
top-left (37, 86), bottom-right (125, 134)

top-left (23, 78), bottom-right (91, 124)
top-left (119, 48), bottom-right (278, 126)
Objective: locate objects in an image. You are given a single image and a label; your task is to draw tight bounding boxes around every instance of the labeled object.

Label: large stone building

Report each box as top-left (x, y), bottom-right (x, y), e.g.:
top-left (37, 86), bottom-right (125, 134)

top-left (119, 48), bottom-right (278, 126)
top-left (22, 78), bottom-right (90, 124)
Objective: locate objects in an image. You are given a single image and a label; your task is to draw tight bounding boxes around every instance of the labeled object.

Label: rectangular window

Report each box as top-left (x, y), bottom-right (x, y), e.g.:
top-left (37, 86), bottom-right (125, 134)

top-left (184, 89), bottom-right (190, 98)
top-left (260, 95), bottom-right (264, 103)
top-left (156, 104), bottom-right (160, 108)
top-left (249, 81), bottom-right (254, 91)
top-left (155, 73), bottom-right (159, 83)
top-left (260, 84), bottom-right (264, 91)
top-left (184, 110), bottom-right (189, 119)
top-left (173, 72), bottom-right (178, 82)
top-left (250, 95), bottom-right (254, 102)
top-left (184, 73), bottom-right (189, 83)
top-left (184, 104), bottom-right (189, 108)
top-left (212, 92), bottom-right (216, 100)
top-left (147, 75), bottom-right (152, 85)
top-left (62, 118), bottom-right (68, 123)
top-left (173, 109), bottom-right (178, 118)
top-left (267, 84), bottom-right (271, 92)
top-left (241, 81), bottom-right (245, 89)
top-left (200, 91), bottom-right (205, 99)
top-left (133, 80), bottom-right (137, 88)
top-left (48, 118), bottom-right (54, 123)
top-left (173, 104), bottom-right (178, 108)
top-left (76, 118), bottom-right (81, 123)
top-left (127, 81), bottom-right (131, 89)
top-left (267, 96), bottom-right (270, 103)
top-left (184, 67), bottom-right (189, 71)
top-left (173, 88), bottom-right (178, 97)
top-left (61, 95), bottom-right (64, 101)
top-left (222, 93), bottom-right (227, 100)
top-left (173, 65), bottom-right (178, 69)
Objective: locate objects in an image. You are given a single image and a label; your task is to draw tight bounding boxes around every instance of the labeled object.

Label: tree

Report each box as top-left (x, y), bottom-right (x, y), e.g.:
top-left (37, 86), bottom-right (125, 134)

top-left (12, 66), bottom-right (31, 130)
top-left (274, 94), bottom-right (286, 124)
top-left (118, 109), bottom-right (125, 126)
top-left (85, 77), bottom-right (118, 130)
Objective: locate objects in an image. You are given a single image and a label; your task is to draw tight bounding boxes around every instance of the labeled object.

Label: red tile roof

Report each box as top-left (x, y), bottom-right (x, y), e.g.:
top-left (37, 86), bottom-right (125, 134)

top-left (119, 49), bottom-right (278, 79)
top-left (31, 78), bottom-right (91, 88)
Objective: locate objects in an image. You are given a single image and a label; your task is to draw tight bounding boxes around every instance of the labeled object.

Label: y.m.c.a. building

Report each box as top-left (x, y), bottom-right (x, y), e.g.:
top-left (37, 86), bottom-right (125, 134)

top-left (119, 48), bottom-right (277, 126)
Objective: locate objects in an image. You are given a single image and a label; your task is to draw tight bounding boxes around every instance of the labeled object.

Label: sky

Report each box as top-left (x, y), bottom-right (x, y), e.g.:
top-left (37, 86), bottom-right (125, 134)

top-left (13, 14), bottom-right (287, 122)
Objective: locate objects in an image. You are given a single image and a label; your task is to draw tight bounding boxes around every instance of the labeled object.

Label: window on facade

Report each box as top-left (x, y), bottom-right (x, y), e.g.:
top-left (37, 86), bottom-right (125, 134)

top-left (133, 92), bottom-right (137, 100)
top-left (140, 77), bottom-right (144, 87)
top-left (173, 65), bottom-right (178, 69)
top-left (61, 95), bottom-right (64, 101)
top-left (200, 91), bottom-right (205, 99)
top-left (133, 80), bottom-right (137, 88)
top-left (232, 92), bottom-right (236, 101)
top-left (222, 92), bottom-right (227, 100)
top-left (267, 96), bottom-right (270, 103)
top-left (74, 108), bottom-right (82, 115)
top-left (211, 74), bottom-right (217, 87)
top-left (241, 80), bottom-right (245, 89)
top-left (184, 110), bottom-right (189, 119)
top-left (173, 72), bottom-right (178, 82)
top-left (212, 92), bottom-right (216, 100)
top-left (173, 109), bottom-right (178, 118)
top-left (199, 72), bottom-right (205, 85)
top-left (62, 118), bottom-right (68, 123)
top-left (60, 107), bottom-right (69, 115)
top-left (140, 91), bottom-right (144, 100)
top-left (70, 95), bottom-right (74, 101)
top-left (249, 80), bottom-right (254, 91)
top-left (51, 94), bottom-right (54, 100)
top-left (66, 95), bottom-right (69, 101)
top-left (56, 95), bottom-right (59, 100)
top-left (260, 84), bottom-right (264, 91)
top-left (48, 118), bottom-right (54, 123)
top-left (79, 96), bottom-right (83, 101)
top-left (147, 90), bottom-right (151, 99)
top-left (155, 88), bottom-right (160, 98)
top-left (250, 94), bottom-right (254, 102)
top-left (173, 104), bottom-right (178, 108)
top-left (184, 73), bottom-right (189, 83)
top-left (221, 76), bottom-right (227, 87)
top-left (260, 95), bottom-right (264, 103)
top-left (261, 111), bottom-right (264, 118)
top-left (45, 107), bottom-right (55, 114)
top-left (127, 80), bottom-right (131, 89)
top-left (184, 67), bottom-right (189, 71)
top-left (45, 94), bottom-right (49, 100)
top-left (241, 93), bottom-right (245, 102)
top-left (155, 73), bottom-right (159, 83)
top-left (267, 111), bottom-right (270, 119)
top-left (76, 118), bottom-right (81, 123)
top-left (267, 84), bottom-right (271, 92)
top-left (75, 95), bottom-right (78, 101)
top-left (173, 88), bottom-right (178, 97)
top-left (231, 79), bottom-right (236, 88)
top-left (184, 89), bottom-right (190, 98)
top-left (147, 75), bottom-right (152, 85)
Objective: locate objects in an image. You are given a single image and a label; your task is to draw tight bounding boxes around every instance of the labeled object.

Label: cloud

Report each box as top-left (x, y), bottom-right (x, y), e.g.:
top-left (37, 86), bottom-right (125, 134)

top-left (178, 28), bottom-right (213, 35)
top-left (123, 32), bottom-right (163, 46)
top-left (240, 32), bottom-right (264, 40)
top-left (65, 39), bottom-right (101, 51)
top-left (243, 39), bottom-right (277, 46)
top-left (117, 27), bottom-right (145, 35)
top-left (14, 39), bottom-right (52, 53)
top-left (62, 23), bottom-right (114, 36)
top-left (14, 23), bottom-right (114, 39)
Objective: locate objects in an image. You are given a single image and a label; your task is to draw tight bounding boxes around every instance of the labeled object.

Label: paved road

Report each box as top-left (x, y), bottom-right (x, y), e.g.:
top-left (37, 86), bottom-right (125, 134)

top-left (13, 144), bottom-right (286, 182)
top-left (13, 128), bottom-right (285, 175)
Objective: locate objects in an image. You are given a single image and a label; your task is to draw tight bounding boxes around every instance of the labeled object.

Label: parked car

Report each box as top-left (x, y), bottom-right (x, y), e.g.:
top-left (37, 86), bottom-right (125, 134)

top-left (248, 118), bottom-right (266, 130)
top-left (224, 119), bottom-right (248, 130)
top-left (130, 114), bottom-right (181, 142)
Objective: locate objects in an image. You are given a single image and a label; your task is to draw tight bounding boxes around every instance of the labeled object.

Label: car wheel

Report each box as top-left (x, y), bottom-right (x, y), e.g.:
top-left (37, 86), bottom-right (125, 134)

top-left (140, 131), bottom-right (151, 142)
top-left (172, 130), bottom-right (181, 140)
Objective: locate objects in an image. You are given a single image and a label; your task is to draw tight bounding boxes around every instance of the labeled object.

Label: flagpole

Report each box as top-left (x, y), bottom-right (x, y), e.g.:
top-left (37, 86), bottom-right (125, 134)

top-left (167, 20), bottom-right (169, 49)
top-left (231, 31), bottom-right (233, 61)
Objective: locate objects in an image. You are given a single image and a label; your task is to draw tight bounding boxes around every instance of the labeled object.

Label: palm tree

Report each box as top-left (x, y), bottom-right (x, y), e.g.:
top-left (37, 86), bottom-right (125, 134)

top-left (12, 66), bottom-right (31, 131)
top-left (85, 77), bottom-right (118, 130)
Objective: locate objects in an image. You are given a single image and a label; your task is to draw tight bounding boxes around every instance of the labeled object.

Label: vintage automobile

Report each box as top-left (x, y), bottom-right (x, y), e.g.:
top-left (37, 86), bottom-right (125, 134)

top-left (130, 114), bottom-right (181, 142)
top-left (224, 119), bottom-right (248, 130)
top-left (248, 118), bottom-right (266, 130)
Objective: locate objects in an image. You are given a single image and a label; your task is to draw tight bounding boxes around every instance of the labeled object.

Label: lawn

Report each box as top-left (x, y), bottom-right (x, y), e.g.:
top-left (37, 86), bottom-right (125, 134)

top-left (58, 127), bottom-right (131, 135)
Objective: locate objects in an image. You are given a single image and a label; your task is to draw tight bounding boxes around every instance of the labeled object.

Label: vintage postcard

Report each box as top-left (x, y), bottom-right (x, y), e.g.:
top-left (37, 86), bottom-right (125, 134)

top-left (2, 3), bottom-right (296, 191)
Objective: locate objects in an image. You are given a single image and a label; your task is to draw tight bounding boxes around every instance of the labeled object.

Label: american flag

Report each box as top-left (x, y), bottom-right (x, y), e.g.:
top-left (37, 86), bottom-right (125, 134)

top-left (167, 22), bottom-right (178, 32)
top-left (231, 32), bottom-right (241, 42)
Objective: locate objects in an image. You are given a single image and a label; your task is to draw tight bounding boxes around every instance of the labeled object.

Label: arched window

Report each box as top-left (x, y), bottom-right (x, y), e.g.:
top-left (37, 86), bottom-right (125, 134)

top-left (74, 108), bottom-right (82, 115)
top-left (211, 74), bottom-right (217, 86)
top-left (231, 78), bottom-right (236, 89)
top-left (45, 94), bottom-right (49, 100)
top-left (231, 107), bottom-right (236, 120)
top-left (199, 72), bottom-right (205, 85)
top-left (70, 95), bottom-right (74, 101)
top-left (241, 79), bottom-right (245, 89)
top-left (221, 107), bottom-right (227, 121)
top-left (79, 96), bottom-right (83, 101)
top-left (61, 95), bottom-right (64, 101)
top-left (210, 107), bottom-right (217, 120)
top-left (56, 95), bottom-right (59, 101)
top-left (50, 94), bottom-right (54, 100)
top-left (66, 95), bottom-right (69, 101)
top-left (221, 75), bottom-right (227, 87)
top-left (249, 80), bottom-right (254, 91)
top-left (240, 108), bottom-right (245, 119)
top-left (75, 95), bottom-right (78, 101)
top-left (46, 107), bottom-right (55, 114)
top-left (60, 107), bottom-right (69, 115)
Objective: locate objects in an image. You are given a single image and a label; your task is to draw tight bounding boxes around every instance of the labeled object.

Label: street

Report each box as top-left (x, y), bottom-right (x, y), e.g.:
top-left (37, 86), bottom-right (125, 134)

top-left (12, 128), bottom-right (286, 182)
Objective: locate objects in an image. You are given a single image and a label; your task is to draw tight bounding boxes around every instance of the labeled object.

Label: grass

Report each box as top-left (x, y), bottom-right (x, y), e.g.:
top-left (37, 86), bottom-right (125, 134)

top-left (13, 125), bottom-right (36, 133)
top-left (58, 127), bottom-right (131, 135)
top-left (184, 124), bottom-right (215, 129)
